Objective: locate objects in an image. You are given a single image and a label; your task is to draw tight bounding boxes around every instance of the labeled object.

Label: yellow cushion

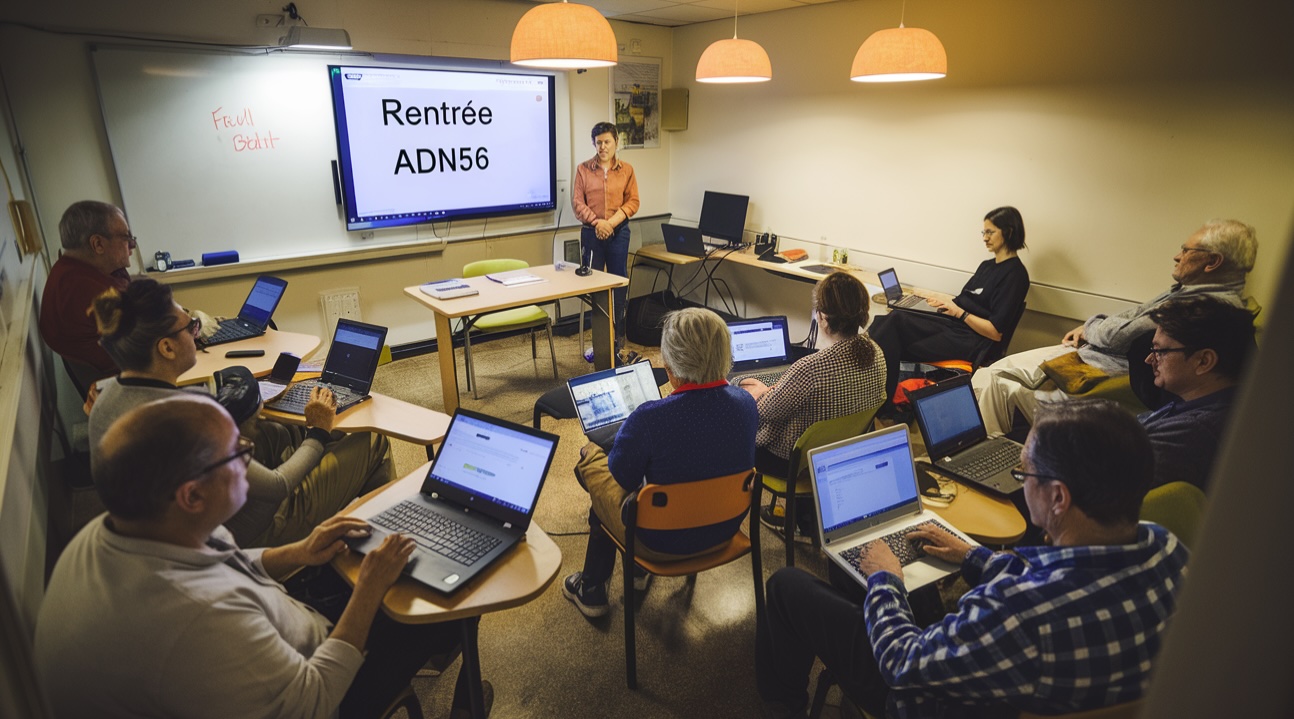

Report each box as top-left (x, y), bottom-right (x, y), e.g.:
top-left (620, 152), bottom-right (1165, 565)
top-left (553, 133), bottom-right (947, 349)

top-left (473, 306), bottom-right (549, 331)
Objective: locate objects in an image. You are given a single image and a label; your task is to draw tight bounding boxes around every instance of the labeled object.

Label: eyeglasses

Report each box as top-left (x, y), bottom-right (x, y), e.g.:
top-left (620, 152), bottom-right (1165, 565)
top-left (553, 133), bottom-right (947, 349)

top-left (186, 436), bottom-right (255, 482)
top-left (1010, 466), bottom-right (1063, 483)
top-left (104, 232), bottom-right (138, 245)
top-left (1178, 245), bottom-right (1215, 256)
top-left (165, 315), bottom-right (202, 339)
top-left (981, 229), bottom-right (999, 238)
top-left (1146, 346), bottom-right (1194, 361)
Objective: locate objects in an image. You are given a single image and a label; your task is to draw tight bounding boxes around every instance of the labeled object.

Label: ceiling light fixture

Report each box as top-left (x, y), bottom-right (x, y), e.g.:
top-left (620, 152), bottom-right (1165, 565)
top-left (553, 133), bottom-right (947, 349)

top-left (696, 1), bottom-right (771, 84)
top-left (511, 1), bottom-right (618, 70)
top-left (279, 25), bottom-right (352, 50)
top-left (850, 1), bottom-right (946, 83)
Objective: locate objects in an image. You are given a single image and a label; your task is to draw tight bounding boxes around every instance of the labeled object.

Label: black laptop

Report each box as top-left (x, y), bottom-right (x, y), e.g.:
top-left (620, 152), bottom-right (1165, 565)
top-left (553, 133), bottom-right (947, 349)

top-left (727, 316), bottom-right (796, 384)
top-left (347, 408), bottom-right (560, 594)
top-left (266, 318), bottom-right (386, 415)
top-left (203, 275), bottom-right (289, 346)
top-left (908, 374), bottom-right (1024, 496)
top-left (661, 223), bottom-right (708, 257)
top-left (877, 268), bottom-right (947, 317)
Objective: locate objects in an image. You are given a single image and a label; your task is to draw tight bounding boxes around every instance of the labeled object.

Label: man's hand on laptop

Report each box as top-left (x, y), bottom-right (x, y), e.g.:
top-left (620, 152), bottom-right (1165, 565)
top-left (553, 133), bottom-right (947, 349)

top-left (289, 515), bottom-right (372, 568)
top-left (907, 526), bottom-right (974, 565)
top-left (356, 533), bottom-right (416, 593)
top-left (855, 541), bottom-right (903, 582)
top-left (304, 386), bottom-right (339, 431)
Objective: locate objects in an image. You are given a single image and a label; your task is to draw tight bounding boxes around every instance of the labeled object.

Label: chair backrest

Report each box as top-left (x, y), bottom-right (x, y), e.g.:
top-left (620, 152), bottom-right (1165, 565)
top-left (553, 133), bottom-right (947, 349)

top-left (633, 470), bottom-right (755, 532)
top-left (787, 402), bottom-right (884, 481)
top-left (976, 300), bottom-right (1028, 368)
top-left (463, 258), bottom-right (528, 278)
top-left (1139, 481), bottom-right (1207, 549)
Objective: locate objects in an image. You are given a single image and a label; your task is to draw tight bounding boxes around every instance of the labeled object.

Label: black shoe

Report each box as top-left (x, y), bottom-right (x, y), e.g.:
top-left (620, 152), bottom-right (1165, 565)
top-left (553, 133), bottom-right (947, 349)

top-left (562, 572), bottom-right (610, 618)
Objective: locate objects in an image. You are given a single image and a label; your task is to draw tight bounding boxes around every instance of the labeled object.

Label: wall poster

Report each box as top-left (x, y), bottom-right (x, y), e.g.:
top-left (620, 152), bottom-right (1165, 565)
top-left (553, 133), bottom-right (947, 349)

top-left (609, 57), bottom-right (661, 149)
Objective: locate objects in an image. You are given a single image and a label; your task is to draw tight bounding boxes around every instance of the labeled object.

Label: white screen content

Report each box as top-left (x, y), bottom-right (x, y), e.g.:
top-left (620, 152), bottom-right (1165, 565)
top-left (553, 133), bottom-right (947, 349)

top-left (813, 432), bottom-right (918, 532)
top-left (569, 364), bottom-right (659, 431)
top-left (730, 321), bottom-right (786, 363)
top-left (432, 414), bottom-right (553, 513)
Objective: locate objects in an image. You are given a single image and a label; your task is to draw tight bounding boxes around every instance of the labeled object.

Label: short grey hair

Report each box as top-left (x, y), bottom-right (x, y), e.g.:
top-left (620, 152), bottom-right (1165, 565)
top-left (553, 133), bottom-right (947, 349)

top-left (59, 200), bottom-right (122, 251)
top-left (659, 308), bottom-right (731, 385)
top-left (1197, 218), bottom-right (1257, 274)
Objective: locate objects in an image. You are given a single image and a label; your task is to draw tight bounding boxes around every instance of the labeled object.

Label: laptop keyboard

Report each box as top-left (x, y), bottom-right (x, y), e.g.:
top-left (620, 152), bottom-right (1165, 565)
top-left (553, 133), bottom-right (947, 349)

top-left (268, 380), bottom-right (362, 414)
top-left (840, 519), bottom-right (958, 571)
top-left (893, 294), bottom-right (924, 308)
top-left (947, 441), bottom-right (1022, 481)
top-left (743, 370), bottom-right (787, 387)
top-left (372, 501), bottom-right (502, 566)
top-left (204, 320), bottom-right (257, 345)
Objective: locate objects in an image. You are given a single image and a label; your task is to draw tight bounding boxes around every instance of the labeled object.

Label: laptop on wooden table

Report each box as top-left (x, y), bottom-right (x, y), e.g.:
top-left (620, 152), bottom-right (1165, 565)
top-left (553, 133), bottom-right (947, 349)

top-left (265, 318), bottom-right (386, 415)
top-left (908, 374), bottom-right (1025, 496)
top-left (203, 275), bottom-right (289, 346)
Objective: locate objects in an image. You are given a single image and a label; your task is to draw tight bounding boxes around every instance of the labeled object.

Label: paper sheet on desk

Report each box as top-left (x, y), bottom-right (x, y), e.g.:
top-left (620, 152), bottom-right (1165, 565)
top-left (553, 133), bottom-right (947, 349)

top-left (258, 380), bottom-right (289, 402)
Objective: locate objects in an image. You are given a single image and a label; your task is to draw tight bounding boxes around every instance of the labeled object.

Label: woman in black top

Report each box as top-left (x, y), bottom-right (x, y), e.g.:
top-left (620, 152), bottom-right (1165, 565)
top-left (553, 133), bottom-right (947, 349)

top-left (868, 206), bottom-right (1030, 401)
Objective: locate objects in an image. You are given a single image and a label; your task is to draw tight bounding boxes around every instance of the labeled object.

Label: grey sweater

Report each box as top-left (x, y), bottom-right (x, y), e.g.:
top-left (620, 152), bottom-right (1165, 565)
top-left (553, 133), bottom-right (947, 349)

top-left (88, 377), bottom-right (325, 544)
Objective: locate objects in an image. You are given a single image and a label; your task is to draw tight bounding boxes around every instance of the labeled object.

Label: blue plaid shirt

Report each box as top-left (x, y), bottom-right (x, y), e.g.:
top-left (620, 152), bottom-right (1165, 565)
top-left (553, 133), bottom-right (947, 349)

top-left (864, 523), bottom-right (1188, 718)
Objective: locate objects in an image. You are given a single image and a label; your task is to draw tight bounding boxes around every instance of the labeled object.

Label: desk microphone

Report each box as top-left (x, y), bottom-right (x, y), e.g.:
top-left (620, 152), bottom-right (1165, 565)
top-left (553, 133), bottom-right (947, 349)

top-left (575, 235), bottom-right (593, 276)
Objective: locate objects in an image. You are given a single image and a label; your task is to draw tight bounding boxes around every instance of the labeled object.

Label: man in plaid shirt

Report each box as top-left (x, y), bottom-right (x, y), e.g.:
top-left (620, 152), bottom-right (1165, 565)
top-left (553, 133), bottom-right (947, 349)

top-left (758, 399), bottom-right (1189, 718)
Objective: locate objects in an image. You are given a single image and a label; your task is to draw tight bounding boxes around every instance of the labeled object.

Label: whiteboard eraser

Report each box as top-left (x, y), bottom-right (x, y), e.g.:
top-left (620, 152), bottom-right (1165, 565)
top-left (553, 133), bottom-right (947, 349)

top-left (202, 250), bottom-right (240, 266)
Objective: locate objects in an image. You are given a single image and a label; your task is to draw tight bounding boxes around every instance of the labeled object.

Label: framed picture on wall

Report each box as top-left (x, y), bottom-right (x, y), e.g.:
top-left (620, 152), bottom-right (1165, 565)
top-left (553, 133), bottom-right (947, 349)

top-left (609, 57), bottom-right (661, 149)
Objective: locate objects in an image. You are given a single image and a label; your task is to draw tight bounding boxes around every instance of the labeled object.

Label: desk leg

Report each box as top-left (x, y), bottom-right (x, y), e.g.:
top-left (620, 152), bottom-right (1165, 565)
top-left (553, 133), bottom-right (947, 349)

top-left (590, 288), bottom-right (615, 370)
top-left (461, 616), bottom-right (485, 719)
top-left (435, 312), bottom-right (460, 414)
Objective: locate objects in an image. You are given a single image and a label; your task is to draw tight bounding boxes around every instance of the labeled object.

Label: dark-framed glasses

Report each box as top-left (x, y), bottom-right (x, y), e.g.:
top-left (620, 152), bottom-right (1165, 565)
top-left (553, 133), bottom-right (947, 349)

top-left (1010, 466), bottom-right (1062, 483)
top-left (166, 315), bottom-right (202, 339)
top-left (1146, 346), bottom-right (1194, 361)
top-left (187, 436), bottom-right (255, 482)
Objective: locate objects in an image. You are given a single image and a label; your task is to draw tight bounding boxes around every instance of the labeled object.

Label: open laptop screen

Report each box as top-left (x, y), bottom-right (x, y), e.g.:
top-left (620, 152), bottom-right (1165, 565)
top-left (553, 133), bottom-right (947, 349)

top-left (568, 362), bottom-right (659, 433)
top-left (429, 411), bottom-right (557, 515)
top-left (812, 428), bottom-right (919, 534)
top-left (728, 317), bottom-right (790, 367)
top-left (909, 376), bottom-right (986, 457)
top-left (325, 320), bottom-right (386, 390)
top-left (877, 268), bottom-right (903, 303)
top-left (239, 276), bottom-right (288, 327)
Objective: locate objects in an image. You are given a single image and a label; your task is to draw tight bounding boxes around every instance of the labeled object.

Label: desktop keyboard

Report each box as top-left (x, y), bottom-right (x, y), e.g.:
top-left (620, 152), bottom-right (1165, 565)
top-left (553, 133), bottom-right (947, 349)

top-left (204, 320), bottom-right (259, 346)
top-left (268, 380), bottom-right (363, 414)
top-left (840, 519), bottom-right (958, 570)
top-left (372, 501), bottom-right (501, 566)
top-left (947, 441), bottom-right (1022, 481)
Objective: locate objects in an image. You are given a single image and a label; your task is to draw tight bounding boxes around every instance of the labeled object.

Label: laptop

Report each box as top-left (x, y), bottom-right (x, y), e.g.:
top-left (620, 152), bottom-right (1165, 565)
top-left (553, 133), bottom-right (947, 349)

top-left (567, 361), bottom-right (662, 451)
top-left (877, 268), bottom-right (946, 317)
top-left (265, 318), bottom-right (387, 415)
top-left (908, 374), bottom-right (1025, 496)
top-left (809, 423), bottom-right (979, 591)
top-left (727, 316), bottom-right (794, 384)
top-left (661, 223), bottom-right (709, 257)
top-left (203, 275), bottom-right (289, 346)
top-left (346, 409), bottom-right (560, 594)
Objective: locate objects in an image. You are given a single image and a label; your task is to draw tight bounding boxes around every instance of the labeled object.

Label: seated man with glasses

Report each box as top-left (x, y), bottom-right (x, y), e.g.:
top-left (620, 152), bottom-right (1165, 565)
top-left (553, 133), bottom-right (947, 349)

top-left (36, 394), bottom-right (482, 719)
top-left (86, 278), bottom-right (394, 548)
top-left (972, 219), bottom-right (1258, 436)
top-left (757, 399), bottom-right (1188, 719)
top-left (1138, 295), bottom-right (1255, 492)
top-left (38, 200), bottom-right (137, 379)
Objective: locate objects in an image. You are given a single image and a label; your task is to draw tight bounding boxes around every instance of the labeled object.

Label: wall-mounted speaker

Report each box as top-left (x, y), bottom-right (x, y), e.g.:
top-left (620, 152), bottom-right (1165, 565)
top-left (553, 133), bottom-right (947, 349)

top-left (661, 87), bottom-right (688, 131)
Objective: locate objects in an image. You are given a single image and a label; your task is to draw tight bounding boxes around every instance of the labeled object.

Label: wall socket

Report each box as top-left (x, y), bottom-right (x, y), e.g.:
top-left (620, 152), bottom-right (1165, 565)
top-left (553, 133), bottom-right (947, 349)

top-left (320, 287), bottom-right (362, 337)
top-left (256, 14), bottom-right (282, 29)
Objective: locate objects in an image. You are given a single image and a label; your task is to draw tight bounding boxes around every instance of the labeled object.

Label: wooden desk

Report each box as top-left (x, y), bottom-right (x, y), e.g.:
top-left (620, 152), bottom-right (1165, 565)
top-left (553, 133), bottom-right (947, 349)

top-left (261, 392), bottom-right (451, 460)
top-left (924, 468), bottom-right (1027, 546)
top-left (404, 266), bottom-right (628, 414)
top-left (178, 329), bottom-right (321, 387)
top-left (334, 464), bottom-right (562, 718)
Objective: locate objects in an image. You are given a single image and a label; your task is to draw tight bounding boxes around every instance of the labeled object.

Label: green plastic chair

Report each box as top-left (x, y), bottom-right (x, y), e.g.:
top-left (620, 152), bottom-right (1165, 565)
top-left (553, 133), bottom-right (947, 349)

top-left (756, 402), bottom-right (884, 567)
top-left (1140, 481), bottom-right (1207, 549)
top-left (461, 259), bottom-right (558, 399)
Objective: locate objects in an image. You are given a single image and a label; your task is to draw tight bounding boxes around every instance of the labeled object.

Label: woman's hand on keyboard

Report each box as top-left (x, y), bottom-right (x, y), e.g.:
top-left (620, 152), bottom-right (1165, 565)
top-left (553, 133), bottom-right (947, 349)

top-left (855, 540), bottom-right (904, 583)
top-left (304, 386), bottom-right (339, 432)
top-left (908, 526), bottom-right (974, 565)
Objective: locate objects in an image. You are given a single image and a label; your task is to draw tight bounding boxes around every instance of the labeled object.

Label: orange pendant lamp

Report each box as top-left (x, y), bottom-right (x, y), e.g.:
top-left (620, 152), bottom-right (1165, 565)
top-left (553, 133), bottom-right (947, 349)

top-left (511, 1), bottom-right (618, 70)
top-left (850, 2), bottom-right (946, 83)
top-left (696, 1), bottom-right (771, 83)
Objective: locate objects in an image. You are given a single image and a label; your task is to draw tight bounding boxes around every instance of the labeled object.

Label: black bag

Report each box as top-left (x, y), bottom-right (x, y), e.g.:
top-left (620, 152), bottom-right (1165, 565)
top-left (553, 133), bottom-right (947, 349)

top-left (626, 291), bottom-right (677, 346)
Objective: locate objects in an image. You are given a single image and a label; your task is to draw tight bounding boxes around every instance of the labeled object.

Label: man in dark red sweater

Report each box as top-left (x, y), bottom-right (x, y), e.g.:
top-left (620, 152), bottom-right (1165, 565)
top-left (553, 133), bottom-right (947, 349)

top-left (40, 200), bottom-right (135, 378)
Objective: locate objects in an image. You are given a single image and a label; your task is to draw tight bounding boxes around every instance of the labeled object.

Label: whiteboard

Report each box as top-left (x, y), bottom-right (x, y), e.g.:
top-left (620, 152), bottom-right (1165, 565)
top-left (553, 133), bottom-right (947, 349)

top-left (91, 46), bottom-right (568, 265)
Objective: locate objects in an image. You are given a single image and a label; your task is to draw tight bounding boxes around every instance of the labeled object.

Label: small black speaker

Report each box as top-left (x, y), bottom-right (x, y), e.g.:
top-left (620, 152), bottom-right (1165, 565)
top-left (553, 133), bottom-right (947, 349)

top-left (755, 232), bottom-right (778, 258)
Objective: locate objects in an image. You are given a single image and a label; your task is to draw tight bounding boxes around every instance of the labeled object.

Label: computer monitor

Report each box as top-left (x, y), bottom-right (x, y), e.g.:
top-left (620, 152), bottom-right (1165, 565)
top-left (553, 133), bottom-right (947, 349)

top-left (698, 191), bottom-right (750, 245)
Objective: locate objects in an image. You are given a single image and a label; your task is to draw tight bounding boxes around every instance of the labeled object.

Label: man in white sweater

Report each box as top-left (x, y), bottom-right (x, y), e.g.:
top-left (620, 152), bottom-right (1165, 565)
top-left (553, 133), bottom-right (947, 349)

top-left (35, 394), bottom-right (478, 718)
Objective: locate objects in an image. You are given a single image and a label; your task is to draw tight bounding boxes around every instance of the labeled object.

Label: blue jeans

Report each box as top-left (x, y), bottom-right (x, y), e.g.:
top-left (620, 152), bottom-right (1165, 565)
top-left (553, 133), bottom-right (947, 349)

top-left (582, 223), bottom-right (630, 346)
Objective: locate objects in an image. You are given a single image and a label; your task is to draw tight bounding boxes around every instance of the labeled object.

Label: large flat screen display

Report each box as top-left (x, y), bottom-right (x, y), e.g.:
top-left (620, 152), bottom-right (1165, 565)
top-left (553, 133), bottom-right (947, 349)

top-left (329, 65), bottom-right (557, 231)
top-left (698, 190), bottom-right (750, 244)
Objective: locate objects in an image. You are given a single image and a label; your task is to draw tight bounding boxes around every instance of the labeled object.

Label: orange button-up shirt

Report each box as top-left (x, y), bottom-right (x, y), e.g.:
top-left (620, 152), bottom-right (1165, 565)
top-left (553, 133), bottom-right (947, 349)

top-left (572, 155), bottom-right (640, 228)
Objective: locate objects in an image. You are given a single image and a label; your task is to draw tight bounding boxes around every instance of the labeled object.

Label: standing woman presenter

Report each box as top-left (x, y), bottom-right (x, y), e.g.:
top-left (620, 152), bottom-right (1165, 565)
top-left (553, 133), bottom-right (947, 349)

top-left (573, 121), bottom-right (640, 356)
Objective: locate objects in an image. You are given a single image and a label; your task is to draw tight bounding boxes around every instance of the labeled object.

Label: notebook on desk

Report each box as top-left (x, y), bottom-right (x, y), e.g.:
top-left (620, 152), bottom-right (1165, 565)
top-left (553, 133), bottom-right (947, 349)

top-left (265, 318), bottom-right (386, 415)
top-left (346, 409), bottom-right (560, 595)
top-left (567, 361), bottom-right (662, 452)
top-left (727, 316), bottom-right (794, 385)
top-left (878, 268), bottom-right (946, 317)
top-left (809, 424), bottom-right (978, 591)
top-left (908, 375), bottom-right (1024, 496)
top-left (203, 275), bottom-right (288, 347)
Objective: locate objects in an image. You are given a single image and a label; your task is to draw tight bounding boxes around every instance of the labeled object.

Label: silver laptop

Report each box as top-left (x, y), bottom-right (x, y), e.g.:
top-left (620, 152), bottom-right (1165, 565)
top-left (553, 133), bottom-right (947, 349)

top-left (727, 316), bottom-right (794, 384)
top-left (878, 268), bottom-right (946, 317)
top-left (346, 408), bottom-right (559, 595)
top-left (567, 361), bottom-right (662, 451)
top-left (809, 424), bottom-right (978, 591)
top-left (908, 374), bottom-right (1025, 496)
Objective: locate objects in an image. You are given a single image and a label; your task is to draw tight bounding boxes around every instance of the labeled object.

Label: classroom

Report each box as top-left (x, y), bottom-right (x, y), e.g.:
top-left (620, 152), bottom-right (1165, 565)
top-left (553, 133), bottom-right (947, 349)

top-left (1, 1), bottom-right (1291, 717)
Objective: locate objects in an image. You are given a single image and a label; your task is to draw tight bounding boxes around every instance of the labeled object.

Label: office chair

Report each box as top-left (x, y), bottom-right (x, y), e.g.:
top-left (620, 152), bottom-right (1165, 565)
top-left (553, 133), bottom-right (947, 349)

top-left (757, 403), bottom-right (884, 568)
top-left (460, 259), bottom-right (558, 399)
top-left (1140, 481), bottom-right (1207, 550)
top-left (601, 469), bottom-right (762, 690)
